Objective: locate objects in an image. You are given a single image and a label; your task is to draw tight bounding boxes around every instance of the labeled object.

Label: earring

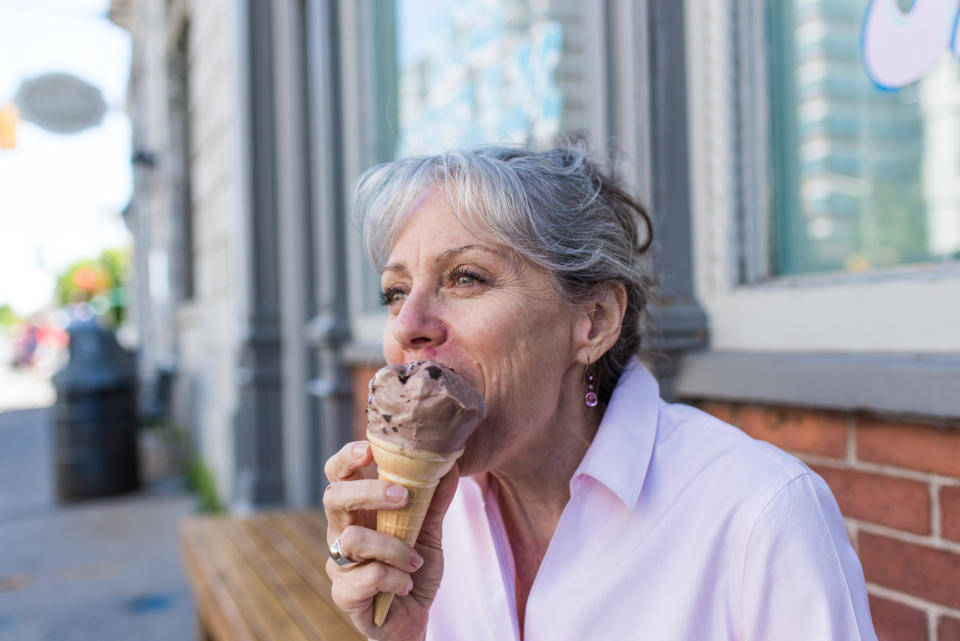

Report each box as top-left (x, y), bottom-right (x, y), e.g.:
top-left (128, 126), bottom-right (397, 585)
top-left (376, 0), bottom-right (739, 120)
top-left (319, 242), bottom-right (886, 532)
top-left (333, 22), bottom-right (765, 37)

top-left (585, 372), bottom-right (598, 407)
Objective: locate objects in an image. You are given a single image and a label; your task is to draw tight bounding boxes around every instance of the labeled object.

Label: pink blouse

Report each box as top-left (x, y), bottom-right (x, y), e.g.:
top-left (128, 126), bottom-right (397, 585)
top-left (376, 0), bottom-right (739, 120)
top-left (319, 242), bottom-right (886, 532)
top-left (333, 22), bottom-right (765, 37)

top-left (424, 360), bottom-right (878, 641)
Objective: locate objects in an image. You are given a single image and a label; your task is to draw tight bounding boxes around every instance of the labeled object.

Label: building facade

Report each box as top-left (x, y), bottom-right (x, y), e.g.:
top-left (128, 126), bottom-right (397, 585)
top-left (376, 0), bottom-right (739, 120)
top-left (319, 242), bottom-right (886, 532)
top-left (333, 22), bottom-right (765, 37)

top-left (112, 1), bottom-right (960, 638)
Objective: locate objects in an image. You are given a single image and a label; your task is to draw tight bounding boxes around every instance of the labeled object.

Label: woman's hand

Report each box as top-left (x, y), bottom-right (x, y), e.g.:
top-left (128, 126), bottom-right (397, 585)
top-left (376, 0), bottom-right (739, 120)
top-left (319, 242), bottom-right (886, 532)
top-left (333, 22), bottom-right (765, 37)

top-left (323, 441), bottom-right (459, 641)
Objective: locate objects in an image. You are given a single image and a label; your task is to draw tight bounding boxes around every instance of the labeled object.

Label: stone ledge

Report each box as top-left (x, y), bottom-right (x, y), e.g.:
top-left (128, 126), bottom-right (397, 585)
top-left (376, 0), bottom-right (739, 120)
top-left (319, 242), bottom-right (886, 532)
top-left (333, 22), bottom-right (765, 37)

top-left (676, 351), bottom-right (960, 421)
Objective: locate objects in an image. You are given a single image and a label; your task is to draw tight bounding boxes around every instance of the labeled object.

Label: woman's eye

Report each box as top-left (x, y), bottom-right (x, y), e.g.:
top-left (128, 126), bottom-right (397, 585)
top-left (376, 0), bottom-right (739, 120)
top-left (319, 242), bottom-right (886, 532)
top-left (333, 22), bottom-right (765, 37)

top-left (379, 287), bottom-right (407, 306)
top-left (449, 268), bottom-right (485, 287)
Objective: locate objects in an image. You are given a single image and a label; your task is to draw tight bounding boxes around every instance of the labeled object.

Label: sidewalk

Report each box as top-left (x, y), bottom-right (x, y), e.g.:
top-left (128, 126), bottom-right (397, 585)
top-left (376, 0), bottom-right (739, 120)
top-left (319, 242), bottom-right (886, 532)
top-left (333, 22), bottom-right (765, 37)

top-left (0, 367), bottom-right (197, 641)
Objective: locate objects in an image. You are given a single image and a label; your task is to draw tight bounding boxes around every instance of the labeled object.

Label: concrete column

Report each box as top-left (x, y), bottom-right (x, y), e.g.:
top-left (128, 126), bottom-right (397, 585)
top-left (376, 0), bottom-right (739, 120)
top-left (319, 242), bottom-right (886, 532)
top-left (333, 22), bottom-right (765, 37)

top-left (233, 0), bottom-right (285, 510)
top-left (304, 0), bottom-right (354, 501)
top-left (646, 0), bottom-right (709, 398)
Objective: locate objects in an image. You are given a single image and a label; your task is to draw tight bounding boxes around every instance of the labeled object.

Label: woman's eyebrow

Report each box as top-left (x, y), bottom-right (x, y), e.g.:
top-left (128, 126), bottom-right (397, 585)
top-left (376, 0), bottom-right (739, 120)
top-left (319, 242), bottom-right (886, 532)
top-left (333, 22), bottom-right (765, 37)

top-left (381, 262), bottom-right (407, 276)
top-left (434, 244), bottom-right (503, 264)
top-left (381, 244), bottom-right (506, 276)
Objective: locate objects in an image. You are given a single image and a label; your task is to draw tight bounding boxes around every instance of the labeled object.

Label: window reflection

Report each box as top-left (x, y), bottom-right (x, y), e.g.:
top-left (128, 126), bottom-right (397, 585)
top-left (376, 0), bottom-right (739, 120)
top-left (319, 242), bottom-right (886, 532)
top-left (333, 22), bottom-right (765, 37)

top-left (770, 0), bottom-right (960, 275)
top-left (393, 0), bottom-right (587, 156)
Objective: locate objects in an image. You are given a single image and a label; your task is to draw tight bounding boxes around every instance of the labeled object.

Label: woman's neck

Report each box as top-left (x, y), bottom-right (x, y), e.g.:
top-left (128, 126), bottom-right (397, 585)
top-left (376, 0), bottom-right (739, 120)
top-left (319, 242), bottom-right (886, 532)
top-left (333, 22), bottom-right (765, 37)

top-left (483, 397), bottom-right (601, 636)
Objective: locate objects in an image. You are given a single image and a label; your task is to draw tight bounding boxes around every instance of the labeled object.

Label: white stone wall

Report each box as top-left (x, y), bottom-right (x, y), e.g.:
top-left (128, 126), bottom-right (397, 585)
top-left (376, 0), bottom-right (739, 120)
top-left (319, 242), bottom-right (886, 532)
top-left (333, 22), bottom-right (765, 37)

top-left (176, 0), bottom-right (247, 503)
top-left (125, 0), bottom-right (248, 502)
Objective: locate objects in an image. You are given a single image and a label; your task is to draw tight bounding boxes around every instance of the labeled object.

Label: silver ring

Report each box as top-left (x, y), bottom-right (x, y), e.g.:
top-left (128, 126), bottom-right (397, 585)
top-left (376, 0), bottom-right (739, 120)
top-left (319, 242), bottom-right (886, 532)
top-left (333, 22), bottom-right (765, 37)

top-left (329, 536), bottom-right (359, 567)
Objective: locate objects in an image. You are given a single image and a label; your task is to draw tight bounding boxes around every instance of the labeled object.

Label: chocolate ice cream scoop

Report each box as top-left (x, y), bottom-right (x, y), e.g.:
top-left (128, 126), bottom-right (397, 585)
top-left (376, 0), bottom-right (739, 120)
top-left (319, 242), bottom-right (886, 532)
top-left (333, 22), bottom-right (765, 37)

top-left (367, 360), bottom-right (486, 454)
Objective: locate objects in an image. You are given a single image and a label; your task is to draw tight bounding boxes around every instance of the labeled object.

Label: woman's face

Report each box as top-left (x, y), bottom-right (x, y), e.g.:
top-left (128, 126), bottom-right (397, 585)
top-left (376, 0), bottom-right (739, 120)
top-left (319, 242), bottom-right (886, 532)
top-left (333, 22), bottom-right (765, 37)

top-left (380, 190), bottom-right (586, 474)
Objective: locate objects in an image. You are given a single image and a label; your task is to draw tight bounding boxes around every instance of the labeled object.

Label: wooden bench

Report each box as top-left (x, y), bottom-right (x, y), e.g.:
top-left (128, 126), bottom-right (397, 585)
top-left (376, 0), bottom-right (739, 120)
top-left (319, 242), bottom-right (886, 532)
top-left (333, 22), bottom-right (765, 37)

top-left (180, 510), bottom-right (365, 641)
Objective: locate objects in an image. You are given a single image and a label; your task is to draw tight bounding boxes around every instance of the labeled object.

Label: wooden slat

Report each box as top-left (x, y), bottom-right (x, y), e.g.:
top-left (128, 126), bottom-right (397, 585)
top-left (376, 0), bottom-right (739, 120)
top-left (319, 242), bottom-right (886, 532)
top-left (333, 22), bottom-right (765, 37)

top-left (227, 519), bottom-right (363, 641)
top-left (184, 518), bottom-right (271, 641)
top-left (258, 513), bottom-right (362, 634)
top-left (215, 518), bottom-right (316, 641)
top-left (180, 512), bottom-right (365, 641)
top-left (294, 510), bottom-right (329, 536)
top-left (251, 516), bottom-right (337, 604)
top-left (281, 510), bottom-right (329, 547)
top-left (194, 518), bottom-right (313, 641)
top-left (219, 520), bottom-right (320, 637)
top-left (262, 513), bottom-right (338, 598)
top-left (181, 518), bottom-right (257, 641)
top-left (194, 588), bottom-right (238, 641)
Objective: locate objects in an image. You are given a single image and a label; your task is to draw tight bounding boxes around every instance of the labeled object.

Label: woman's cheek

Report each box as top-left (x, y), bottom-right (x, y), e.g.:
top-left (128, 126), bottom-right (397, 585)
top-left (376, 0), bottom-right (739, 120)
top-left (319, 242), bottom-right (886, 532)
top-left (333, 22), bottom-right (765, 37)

top-left (382, 340), bottom-right (403, 365)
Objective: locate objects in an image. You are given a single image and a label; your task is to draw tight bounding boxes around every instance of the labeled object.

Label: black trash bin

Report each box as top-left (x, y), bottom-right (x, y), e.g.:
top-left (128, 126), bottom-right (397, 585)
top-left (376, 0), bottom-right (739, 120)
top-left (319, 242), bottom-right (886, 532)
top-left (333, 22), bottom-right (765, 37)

top-left (52, 321), bottom-right (140, 501)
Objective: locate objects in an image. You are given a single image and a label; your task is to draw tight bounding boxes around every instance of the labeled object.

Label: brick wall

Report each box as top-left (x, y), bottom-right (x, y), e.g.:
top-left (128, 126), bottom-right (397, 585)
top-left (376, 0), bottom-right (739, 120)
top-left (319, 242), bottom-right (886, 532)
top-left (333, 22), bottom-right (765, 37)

top-left (698, 401), bottom-right (960, 641)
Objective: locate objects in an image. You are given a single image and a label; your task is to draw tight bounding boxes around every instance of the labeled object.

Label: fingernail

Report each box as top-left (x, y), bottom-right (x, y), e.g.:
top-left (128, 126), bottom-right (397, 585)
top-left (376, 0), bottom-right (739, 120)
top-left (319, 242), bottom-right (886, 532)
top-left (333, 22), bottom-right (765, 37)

top-left (400, 578), bottom-right (414, 596)
top-left (410, 551), bottom-right (424, 570)
top-left (386, 485), bottom-right (407, 503)
top-left (352, 442), bottom-right (367, 459)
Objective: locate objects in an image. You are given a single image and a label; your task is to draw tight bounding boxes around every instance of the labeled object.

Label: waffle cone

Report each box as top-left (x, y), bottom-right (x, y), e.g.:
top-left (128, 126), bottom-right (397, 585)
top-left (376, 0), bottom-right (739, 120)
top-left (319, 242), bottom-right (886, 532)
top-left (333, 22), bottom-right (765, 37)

top-left (367, 432), bottom-right (462, 627)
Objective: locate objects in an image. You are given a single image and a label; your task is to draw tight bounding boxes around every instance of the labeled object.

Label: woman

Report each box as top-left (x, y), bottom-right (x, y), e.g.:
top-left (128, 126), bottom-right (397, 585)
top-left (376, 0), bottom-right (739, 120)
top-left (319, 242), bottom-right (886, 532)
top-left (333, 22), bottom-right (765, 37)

top-left (323, 146), bottom-right (878, 641)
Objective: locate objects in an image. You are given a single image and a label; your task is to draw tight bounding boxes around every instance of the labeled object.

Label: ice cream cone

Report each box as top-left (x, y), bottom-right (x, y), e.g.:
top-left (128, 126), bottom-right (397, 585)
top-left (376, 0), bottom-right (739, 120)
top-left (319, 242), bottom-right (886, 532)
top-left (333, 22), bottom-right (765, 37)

top-left (367, 432), bottom-right (462, 627)
top-left (364, 359), bottom-right (485, 626)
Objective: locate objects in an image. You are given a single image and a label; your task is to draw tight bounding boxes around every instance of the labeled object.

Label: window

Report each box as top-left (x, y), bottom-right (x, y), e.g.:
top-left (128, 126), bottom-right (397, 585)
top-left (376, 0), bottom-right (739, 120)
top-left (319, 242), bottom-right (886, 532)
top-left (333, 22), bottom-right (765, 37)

top-left (342, 0), bottom-right (599, 347)
top-left (391, 0), bottom-right (589, 155)
top-left (769, 0), bottom-right (960, 276)
top-left (685, 0), bottom-right (960, 356)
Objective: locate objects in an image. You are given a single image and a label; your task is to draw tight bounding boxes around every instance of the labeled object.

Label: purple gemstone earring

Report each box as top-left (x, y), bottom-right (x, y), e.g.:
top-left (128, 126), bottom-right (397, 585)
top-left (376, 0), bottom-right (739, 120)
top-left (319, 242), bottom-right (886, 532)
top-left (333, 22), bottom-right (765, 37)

top-left (585, 373), bottom-right (598, 407)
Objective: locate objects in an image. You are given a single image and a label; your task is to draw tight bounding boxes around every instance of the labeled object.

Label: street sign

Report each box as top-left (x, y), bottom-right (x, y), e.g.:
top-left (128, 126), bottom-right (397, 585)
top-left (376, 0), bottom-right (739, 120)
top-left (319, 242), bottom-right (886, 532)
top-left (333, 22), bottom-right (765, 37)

top-left (14, 72), bottom-right (107, 134)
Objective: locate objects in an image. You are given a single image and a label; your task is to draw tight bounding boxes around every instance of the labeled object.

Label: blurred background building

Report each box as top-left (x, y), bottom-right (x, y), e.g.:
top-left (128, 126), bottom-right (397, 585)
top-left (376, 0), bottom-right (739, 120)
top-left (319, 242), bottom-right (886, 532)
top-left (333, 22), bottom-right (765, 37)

top-left (107, 0), bottom-right (960, 639)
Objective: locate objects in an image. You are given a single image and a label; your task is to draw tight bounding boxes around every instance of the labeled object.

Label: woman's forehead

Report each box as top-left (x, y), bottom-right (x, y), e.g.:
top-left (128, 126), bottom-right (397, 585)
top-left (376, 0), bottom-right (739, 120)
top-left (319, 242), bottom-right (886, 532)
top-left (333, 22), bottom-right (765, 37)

top-left (383, 203), bottom-right (524, 274)
top-left (380, 184), bottom-right (526, 276)
top-left (404, 187), bottom-right (439, 217)
top-left (391, 191), bottom-right (489, 249)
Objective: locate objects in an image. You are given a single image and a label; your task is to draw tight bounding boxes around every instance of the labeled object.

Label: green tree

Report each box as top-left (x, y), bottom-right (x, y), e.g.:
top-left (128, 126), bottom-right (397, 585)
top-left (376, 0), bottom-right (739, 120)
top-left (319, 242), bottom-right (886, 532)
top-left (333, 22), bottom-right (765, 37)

top-left (0, 303), bottom-right (18, 333)
top-left (55, 247), bottom-right (131, 327)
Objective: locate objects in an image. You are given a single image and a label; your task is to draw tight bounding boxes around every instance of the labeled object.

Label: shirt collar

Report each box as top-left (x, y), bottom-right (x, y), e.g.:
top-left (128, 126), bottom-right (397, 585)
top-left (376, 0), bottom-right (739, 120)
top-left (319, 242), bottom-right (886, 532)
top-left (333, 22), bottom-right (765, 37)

top-left (571, 358), bottom-right (660, 510)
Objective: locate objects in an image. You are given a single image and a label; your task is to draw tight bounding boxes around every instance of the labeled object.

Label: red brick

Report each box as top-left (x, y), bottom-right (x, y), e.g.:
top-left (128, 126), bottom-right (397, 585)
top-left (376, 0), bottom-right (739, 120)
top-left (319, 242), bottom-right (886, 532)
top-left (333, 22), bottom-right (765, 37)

top-left (941, 486), bottom-right (960, 543)
top-left (868, 595), bottom-right (928, 641)
top-left (860, 532), bottom-right (960, 610)
top-left (939, 615), bottom-right (960, 641)
top-left (738, 405), bottom-right (847, 458)
top-left (813, 466), bottom-right (930, 534)
top-left (856, 417), bottom-right (960, 478)
top-left (351, 365), bottom-right (381, 442)
top-left (697, 401), bottom-right (737, 426)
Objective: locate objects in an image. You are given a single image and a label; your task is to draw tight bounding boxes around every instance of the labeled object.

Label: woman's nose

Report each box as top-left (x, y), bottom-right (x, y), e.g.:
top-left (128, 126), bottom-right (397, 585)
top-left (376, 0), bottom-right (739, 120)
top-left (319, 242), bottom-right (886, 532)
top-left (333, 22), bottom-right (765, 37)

top-left (391, 288), bottom-right (447, 350)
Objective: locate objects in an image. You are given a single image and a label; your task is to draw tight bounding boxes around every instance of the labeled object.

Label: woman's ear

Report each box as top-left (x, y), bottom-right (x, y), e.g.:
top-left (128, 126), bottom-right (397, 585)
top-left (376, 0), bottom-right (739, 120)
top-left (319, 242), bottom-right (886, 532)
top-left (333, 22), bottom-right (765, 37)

top-left (574, 281), bottom-right (628, 366)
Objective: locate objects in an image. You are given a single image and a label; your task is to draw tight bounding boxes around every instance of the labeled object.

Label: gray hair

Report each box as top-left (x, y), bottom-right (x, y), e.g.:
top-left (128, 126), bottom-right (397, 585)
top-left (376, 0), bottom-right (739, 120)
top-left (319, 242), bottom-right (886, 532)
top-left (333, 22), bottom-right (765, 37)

top-left (353, 144), bottom-right (656, 407)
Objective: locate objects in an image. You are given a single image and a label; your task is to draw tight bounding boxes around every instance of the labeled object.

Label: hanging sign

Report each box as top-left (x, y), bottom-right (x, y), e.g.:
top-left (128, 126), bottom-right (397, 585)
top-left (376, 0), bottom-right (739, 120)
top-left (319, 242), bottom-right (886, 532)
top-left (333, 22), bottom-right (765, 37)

top-left (14, 72), bottom-right (107, 134)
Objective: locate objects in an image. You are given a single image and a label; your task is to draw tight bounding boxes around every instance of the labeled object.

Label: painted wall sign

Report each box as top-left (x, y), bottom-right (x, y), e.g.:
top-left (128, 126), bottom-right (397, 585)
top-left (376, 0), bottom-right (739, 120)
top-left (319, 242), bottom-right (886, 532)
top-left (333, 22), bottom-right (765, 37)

top-left (861, 0), bottom-right (960, 89)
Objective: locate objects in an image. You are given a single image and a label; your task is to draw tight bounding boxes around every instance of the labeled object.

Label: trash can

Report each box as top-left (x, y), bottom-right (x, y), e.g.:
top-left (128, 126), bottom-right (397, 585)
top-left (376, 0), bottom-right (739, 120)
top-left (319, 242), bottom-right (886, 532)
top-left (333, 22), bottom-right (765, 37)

top-left (52, 321), bottom-right (140, 501)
